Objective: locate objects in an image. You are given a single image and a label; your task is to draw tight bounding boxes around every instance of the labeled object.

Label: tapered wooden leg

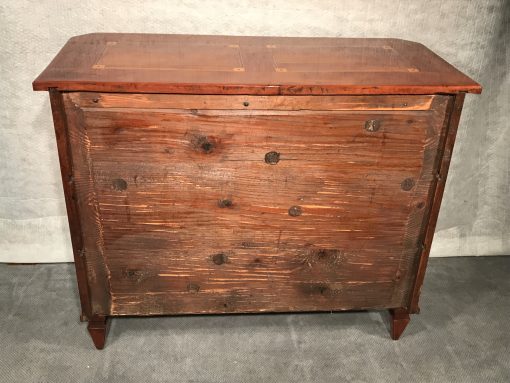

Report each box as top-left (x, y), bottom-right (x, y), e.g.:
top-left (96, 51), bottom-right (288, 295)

top-left (389, 308), bottom-right (410, 340)
top-left (87, 315), bottom-right (110, 350)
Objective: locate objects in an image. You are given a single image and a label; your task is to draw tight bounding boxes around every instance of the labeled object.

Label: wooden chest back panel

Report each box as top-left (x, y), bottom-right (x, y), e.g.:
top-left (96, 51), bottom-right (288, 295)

top-left (63, 93), bottom-right (450, 316)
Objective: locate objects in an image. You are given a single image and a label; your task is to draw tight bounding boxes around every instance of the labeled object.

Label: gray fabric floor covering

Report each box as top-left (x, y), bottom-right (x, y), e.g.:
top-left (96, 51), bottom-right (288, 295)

top-left (0, 256), bottom-right (509, 383)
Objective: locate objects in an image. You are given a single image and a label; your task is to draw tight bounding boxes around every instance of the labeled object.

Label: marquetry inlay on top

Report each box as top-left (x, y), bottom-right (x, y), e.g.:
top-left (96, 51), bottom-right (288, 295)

top-left (33, 33), bottom-right (481, 95)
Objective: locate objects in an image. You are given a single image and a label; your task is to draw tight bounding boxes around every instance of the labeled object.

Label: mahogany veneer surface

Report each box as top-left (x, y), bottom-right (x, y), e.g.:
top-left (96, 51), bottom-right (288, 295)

top-left (33, 33), bottom-right (481, 95)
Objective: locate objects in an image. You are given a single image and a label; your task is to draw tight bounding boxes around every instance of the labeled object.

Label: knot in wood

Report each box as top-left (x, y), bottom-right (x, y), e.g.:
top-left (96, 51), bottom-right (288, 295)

top-left (218, 199), bottom-right (233, 208)
top-left (201, 141), bottom-right (214, 153)
top-left (288, 205), bottom-right (302, 217)
top-left (196, 135), bottom-right (215, 153)
top-left (212, 253), bottom-right (228, 265)
top-left (364, 119), bottom-right (380, 132)
top-left (401, 178), bottom-right (416, 191)
top-left (112, 178), bottom-right (127, 191)
top-left (265, 151), bottom-right (280, 165)
top-left (187, 283), bottom-right (200, 293)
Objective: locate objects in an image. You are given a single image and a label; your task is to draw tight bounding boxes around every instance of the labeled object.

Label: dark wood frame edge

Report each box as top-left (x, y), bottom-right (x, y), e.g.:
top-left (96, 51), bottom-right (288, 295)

top-left (408, 92), bottom-right (466, 313)
top-left (49, 88), bottom-right (92, 320)
top-left (87, 315), bottom-right (111, 350)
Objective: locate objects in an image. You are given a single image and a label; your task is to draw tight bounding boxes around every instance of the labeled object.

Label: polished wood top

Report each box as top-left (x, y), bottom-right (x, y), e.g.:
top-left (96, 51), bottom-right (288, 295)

top-left (33, 33), bottom-right (481, 95)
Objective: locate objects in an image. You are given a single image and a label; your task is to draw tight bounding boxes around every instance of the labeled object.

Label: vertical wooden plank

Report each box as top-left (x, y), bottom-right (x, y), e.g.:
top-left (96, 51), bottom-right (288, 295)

top-left (390, 95), bottom-right (450, 306)
top-left (409, 93), bottom-right (466, 313)
top-left (49, 89), bottom-right (92, 320)
top-left (62, 93), bottom-right (112, 316)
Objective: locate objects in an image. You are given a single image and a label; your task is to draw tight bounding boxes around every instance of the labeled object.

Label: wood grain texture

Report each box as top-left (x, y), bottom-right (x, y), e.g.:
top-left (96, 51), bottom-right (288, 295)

top-left (409, 93), bottom-right (465, 313)
top-left (35, 35), bottom-right (482, 345)
top-left (48, 89), bottom-right (92, 320)
top-left (61, 92), bottom-right (450, 316)
top-left (71, 93), bottom-right (436, 111)
top-left (33, 33), bottom-right (481, 95)
top-left (63, 98), bottom-right (112, 315)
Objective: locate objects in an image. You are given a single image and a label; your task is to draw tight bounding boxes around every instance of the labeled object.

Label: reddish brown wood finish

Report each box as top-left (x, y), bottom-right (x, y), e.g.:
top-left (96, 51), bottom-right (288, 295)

top-left (409, 93), bottom-right (466, 313)
top-left (390, 308), bottom-right (411, 340)
top-left (87, 315), bottom-right (110, 350)
top-left (33, 34), bottom-right (481, 95)
top-left (64, 98), bottom-right (112, 316)
top-left (49, 89), bottom-right (92, 320)
top-left (36, 34), bottom-right (481, 348)
top-left (72, 93), bottom-right (437, 111)
top-left (62, 93), bottom-right (449, 319)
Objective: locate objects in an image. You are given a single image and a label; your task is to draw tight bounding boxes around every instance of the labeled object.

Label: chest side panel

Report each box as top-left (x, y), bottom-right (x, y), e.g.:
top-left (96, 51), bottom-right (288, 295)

top-left (64, 93), bottom-right (450, 316)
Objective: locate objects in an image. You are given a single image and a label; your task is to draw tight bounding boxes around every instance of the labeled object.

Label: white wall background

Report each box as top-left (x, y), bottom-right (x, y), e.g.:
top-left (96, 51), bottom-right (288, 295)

top-left (0, 0), bottom-right (508, 262)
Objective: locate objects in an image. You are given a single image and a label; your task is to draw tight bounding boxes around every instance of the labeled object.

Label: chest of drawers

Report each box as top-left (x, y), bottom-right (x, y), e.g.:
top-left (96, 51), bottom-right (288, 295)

top-left (33, 33), bottom-right (480, 349)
